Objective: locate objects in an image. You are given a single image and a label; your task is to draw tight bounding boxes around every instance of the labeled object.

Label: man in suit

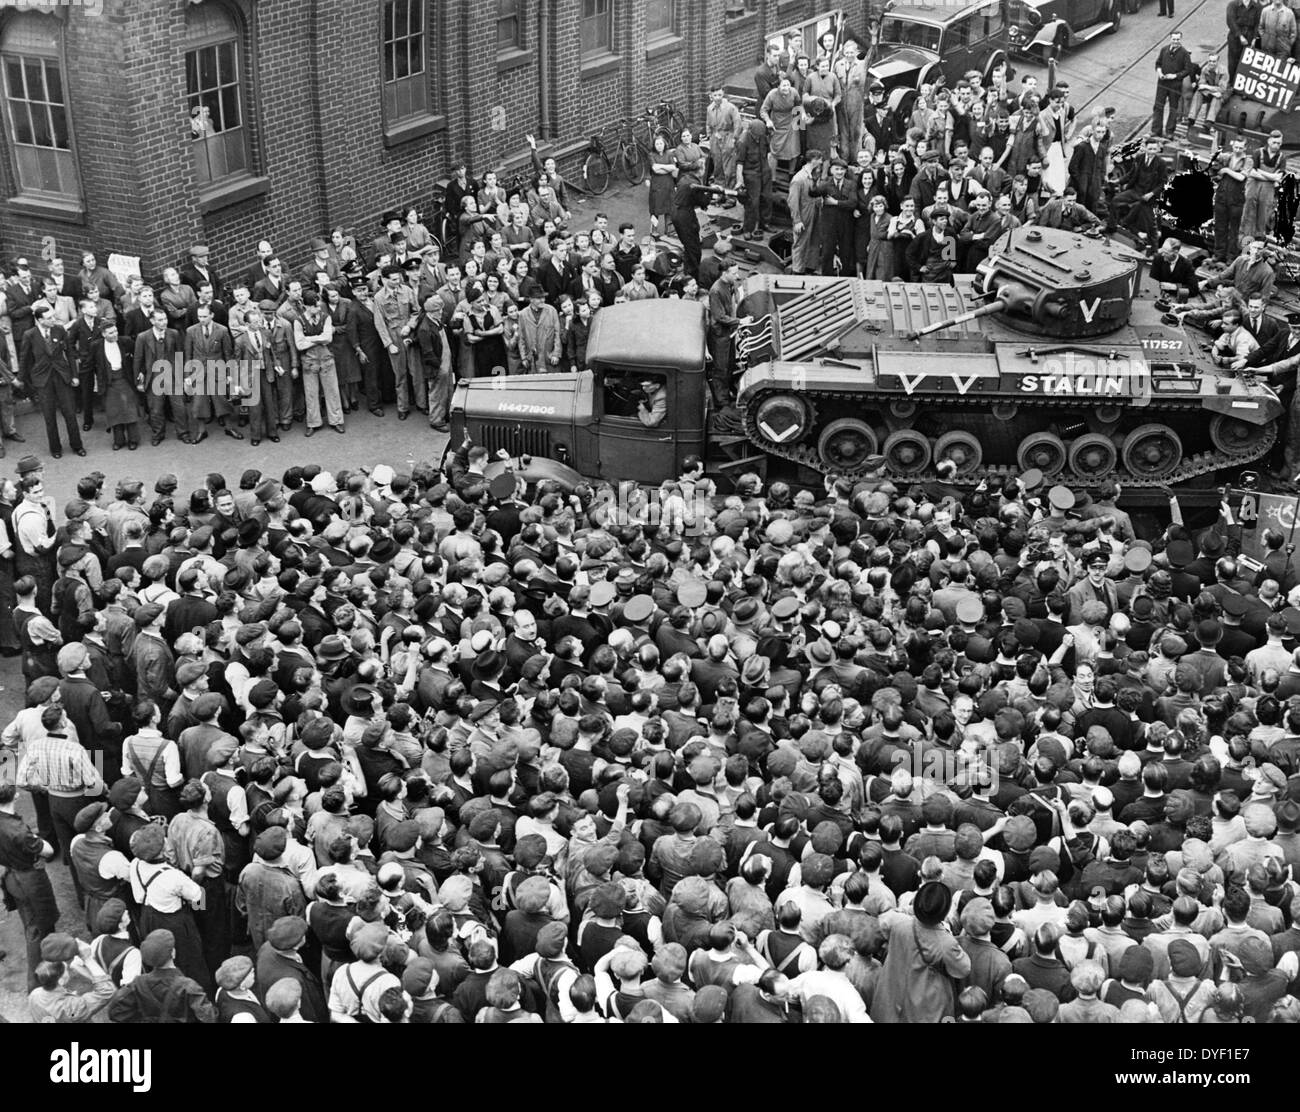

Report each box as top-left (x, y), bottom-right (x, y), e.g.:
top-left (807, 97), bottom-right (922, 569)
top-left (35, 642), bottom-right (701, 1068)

top-left (179, 245), bottom-right (223, 301)
top-left (65, 297), bottom-right (104, 434)
top-left (20, 303), bottom-right (83, 459)
top-left (122, 285), bottom-right (158, 342)
top-left (246, 240), bottom-right (276, 292)
top-left (184, 304), bottom-right (242, 440)
top-left (1067, 126), bottom-right (1106, 212)
top-left (233, 305), bottom-right (279, 447)
top-left (251, 259), bottom-right (287, 306)
top-left (539, 243), bottom-right (572, 307)
top-left (300, 238), bottom-right (342, 291)
top-left (133, 307), bottom-right (189, 447)
top-left (1112, 137), bottom-right (1169, 248)
top-left (5, 257), bottom-right (40, 348)
top-left (186, 282), bottom-right (228, 330)
top-left (1152, 31), bottom-right (1194, 138)
top-left (567, 256), bottom-right (602, 305)
top-left (44, 258), bottom-right (78, 304)
top-left (814, 158), bottom-right (860, 276)
top-left (1149, 237), bottom-right (1201, 299)
top-left (1243, 294), bottom-right (1289, 366)
top-left (862, 84), bottom-right (898, 152)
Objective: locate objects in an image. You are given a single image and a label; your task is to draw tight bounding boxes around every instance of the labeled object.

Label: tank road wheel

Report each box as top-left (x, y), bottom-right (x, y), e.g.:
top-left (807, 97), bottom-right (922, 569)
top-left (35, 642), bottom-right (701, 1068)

top-left (753, 393), bottom-right (816, 447)
top-left (883, 429), bottom-right (932, 476)
top-left (1017, 431), bottom-right (1067, 477)
top-left (1068, 433), bottom-right (1119, 481)
top-left (934, 431), bottom-right (984, 476)
top-left (818, 418), bottom-right (879, 473)
top-left (1121, 423), bottom-right (1183, 481)
top-left (1209, 414), bottom-right (1261, 456)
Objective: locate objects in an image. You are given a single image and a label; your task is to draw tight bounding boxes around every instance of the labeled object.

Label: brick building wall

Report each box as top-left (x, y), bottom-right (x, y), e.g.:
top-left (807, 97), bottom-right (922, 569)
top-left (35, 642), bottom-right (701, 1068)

top-left (0, 0), bottom-right (869, 285)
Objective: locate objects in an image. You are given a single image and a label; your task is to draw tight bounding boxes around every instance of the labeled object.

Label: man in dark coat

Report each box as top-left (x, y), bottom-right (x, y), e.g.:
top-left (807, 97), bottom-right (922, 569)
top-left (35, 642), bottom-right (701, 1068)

top-left (19, 303), bottom-right (83, 459)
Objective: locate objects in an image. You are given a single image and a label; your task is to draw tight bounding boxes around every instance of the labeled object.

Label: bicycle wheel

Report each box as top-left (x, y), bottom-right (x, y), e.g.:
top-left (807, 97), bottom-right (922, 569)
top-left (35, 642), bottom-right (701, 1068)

top-left (583, 149), bottom-right (612, 195)
top-left (620, 141), bottom-right (647, 185)
top-left (664, 105), bottom-right (686, 137)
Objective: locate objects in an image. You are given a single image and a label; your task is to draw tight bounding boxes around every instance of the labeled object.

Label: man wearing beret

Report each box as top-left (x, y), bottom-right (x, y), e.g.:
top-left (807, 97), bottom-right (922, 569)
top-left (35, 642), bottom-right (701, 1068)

top-left (130, 601), bottom-right (175, 707)
top-left (107, 929), bottom-right (217, 1023)
top-left (254, 914), bottom-right (329, 1022)
top-left (237, 825), bottom-right (308, 953)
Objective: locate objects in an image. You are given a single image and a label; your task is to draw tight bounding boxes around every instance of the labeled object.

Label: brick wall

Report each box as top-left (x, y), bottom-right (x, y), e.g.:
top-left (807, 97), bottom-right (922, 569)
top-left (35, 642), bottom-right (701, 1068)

top-left (0, 0), bottom-right (873, 284)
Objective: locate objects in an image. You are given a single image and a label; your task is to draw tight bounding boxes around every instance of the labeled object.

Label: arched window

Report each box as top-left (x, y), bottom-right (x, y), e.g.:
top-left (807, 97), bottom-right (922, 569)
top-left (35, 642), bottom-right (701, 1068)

top-left (185, 2), bottom-right (251, 186)
top-left (0, 12), bottom-right (81, 202)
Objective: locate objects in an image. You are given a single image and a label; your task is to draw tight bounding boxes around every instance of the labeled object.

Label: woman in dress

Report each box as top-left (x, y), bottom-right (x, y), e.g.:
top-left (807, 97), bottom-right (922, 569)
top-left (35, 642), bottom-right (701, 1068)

top-left (402, 205), bottom-right (433, 253)
top-left (881, 155), bottom-right (912, 215)
top-left (483, 272), bottom-right (511, 317)
top-left (326, 284), bottom-right (363, 412)
top-left (858, 188), bottom-right (894, 279)
top-left (507, 257), bottom-right (530, 303)
top-left (647, 132), bottom-right (679, 237)
top-left (674, 127), bottom-right (706, 189)
top-left (326, 226), bottom-right (358, 273)
top-left (804, 56), bottom-right (842, 156)
top-left (761, 73), bottom-right (805, 174)
top-left (789, 54), bottom-right (813, 97)
top-left (463, 283), bottom-right (507, 378)
top-left (95, 321), bottom-right (141, 450)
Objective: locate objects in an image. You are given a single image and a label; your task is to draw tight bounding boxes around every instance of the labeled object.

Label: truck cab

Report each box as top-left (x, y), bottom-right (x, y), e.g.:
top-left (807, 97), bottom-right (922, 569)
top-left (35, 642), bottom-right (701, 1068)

top-left (449, 299), bottom-right (708, 485)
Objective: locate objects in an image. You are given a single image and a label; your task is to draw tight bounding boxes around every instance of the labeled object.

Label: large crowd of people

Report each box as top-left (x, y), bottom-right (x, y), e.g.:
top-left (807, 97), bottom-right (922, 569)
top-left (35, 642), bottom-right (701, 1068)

top-left (1, 11), bottom-right (1300, 1029)
top-left (0, 444), bottom-right (1298, 1024)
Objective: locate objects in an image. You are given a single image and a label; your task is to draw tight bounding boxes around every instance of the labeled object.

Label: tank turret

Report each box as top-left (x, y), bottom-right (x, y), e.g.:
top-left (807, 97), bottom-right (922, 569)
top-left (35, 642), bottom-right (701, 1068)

top-left (732, 226), bottom-right (1283, 487)
top-left (909, 227), bottom-right (1137, 341)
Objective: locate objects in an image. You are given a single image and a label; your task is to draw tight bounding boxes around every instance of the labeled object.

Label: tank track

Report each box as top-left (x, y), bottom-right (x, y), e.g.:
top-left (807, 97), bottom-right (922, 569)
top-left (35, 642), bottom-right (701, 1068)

top-left (738, 388), bottom-right (1278, 489)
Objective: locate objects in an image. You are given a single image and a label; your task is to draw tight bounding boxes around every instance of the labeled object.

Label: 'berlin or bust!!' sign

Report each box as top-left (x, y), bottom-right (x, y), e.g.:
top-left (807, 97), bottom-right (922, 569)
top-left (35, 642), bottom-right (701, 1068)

top-left (1232, 46), bottom-right (1300, 110)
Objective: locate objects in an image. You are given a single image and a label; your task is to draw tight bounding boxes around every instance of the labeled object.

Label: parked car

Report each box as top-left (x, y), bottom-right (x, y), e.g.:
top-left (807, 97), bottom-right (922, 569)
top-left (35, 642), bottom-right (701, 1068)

top-left (1005, 0), bottom-right (1123, 57)
top-left (869, 0), bottom-right (1015, 115)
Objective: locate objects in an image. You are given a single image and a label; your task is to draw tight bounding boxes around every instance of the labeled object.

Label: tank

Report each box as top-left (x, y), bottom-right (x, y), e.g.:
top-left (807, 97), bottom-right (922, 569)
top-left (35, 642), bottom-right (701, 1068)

top-left (732, 226), bottom-right (1284, 487)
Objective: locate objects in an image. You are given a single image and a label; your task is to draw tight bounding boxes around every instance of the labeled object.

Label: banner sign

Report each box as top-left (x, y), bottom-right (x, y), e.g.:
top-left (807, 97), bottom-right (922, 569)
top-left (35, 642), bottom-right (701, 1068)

top-left (1231, 47), bottom-right (1300, 111)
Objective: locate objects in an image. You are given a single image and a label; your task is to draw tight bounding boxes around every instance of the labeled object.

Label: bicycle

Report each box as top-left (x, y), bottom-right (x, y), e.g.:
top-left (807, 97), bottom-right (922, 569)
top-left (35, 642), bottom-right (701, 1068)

top-left (582, 118), bottom-right (648, 194)
top-left (631, 98), bottom-right (687, 151)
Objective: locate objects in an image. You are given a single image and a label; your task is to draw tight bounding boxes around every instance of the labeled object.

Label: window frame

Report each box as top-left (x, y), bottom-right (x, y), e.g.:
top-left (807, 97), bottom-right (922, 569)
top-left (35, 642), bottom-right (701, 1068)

top-left (580, 0), bottom-right (613, 60)
top-left (644, 0), bottom-right (678, 42)
top-left (184, 6), bottom-right (252, 191)
top-left (497, 0), bottom-right (523, 55)
top-left (0, 12), bottom-right (83, 208)
top-left (380, 0), bottom-right (432, 125)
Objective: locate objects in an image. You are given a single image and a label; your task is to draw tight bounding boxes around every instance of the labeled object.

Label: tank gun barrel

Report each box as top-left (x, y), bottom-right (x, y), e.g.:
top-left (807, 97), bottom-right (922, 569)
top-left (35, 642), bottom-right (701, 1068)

top-left (904, 280), bottom-right (1047, 342)
top-left (905, 297), bottom-right (1006, 342)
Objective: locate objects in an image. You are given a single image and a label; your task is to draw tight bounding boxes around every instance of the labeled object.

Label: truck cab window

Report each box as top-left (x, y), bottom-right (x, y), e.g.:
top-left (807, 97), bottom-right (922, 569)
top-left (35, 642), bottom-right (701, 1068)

top-left (600, 369), bottom-right (668, 427)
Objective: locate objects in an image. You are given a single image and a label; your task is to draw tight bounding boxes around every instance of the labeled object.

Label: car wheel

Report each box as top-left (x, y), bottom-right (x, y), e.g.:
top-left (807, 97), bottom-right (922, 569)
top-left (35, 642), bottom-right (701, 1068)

top-left (1105, 0), bottom-right (1122, 31)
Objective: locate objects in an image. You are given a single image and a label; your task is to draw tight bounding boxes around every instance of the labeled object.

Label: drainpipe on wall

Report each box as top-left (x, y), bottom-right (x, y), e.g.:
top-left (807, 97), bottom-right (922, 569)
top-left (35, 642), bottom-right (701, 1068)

top-left (538, 0), bottom-right (553, 139)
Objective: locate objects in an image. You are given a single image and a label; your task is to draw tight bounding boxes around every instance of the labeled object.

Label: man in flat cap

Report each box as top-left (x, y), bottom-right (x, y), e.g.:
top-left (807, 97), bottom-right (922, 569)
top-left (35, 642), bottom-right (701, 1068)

top-left (107, 929), bottom-right (217, 1023)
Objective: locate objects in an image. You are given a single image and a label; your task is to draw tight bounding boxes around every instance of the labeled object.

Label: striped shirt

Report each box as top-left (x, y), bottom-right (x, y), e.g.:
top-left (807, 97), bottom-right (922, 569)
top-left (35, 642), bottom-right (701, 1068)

top-left (18, 732), bottom-right (102, 796)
